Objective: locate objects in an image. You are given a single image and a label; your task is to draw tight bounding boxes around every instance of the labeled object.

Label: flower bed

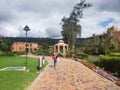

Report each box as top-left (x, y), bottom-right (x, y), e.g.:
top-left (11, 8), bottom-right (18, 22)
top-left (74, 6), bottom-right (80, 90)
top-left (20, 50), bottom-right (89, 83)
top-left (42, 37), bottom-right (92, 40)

top-left (81, 61), bottom-right (120, 86)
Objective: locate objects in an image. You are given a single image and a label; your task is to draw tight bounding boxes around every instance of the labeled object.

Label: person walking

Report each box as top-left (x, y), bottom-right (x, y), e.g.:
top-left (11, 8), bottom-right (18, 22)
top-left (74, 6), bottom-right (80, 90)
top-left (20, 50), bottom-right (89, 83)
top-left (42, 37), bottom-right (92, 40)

top-left (52, 54), bottom-right (55, 66)
top-left (54, 54), bottom-right (59, 69)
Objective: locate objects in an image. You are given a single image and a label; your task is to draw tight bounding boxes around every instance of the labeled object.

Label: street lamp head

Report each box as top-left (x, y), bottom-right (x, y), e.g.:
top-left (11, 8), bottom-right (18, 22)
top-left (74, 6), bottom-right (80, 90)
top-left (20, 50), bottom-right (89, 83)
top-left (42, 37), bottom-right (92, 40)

top-left (23, 25), bottom-right (30, 32)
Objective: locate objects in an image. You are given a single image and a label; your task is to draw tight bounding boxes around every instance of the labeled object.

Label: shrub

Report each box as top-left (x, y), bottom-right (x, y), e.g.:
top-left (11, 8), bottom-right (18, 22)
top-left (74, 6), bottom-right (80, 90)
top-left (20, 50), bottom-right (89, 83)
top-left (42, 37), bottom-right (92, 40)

top-left (66, 51), bottom-right (73, 57)
top-left (13, 52), bottom-right (25, 56)
top-left (6, 52), bottom-right (14, 56)
top-left (34, 51), bottom-right (42, 55)
top-left (85, 58), bottom-right (95, 63)
top-left (112, 49), bottom-right (120, 52)
top-left (95, 55), bottom-right (120, 77)
top-left (0, 51), bottom-right (4, 56)
top-left (0, 51), bottom-right (14, 56)
top-left (76, 51), bottom-right (88, 58)
top-left (58, 53), bottom-right (64, 57)
top-left (110, 52), bottom-right (120, 57)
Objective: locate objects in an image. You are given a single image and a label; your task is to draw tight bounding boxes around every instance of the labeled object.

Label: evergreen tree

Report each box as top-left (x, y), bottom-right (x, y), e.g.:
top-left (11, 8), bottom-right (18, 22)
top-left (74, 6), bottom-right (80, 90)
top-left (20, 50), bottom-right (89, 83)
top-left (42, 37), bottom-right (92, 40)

top-left (61, 0), bottom-right (91, 50)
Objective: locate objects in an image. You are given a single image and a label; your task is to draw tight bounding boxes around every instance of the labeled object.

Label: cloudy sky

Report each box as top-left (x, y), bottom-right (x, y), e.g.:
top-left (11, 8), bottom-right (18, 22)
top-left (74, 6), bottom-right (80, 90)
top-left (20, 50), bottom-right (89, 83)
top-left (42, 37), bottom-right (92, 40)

top-left (0, 0), bottom-right (120, 38)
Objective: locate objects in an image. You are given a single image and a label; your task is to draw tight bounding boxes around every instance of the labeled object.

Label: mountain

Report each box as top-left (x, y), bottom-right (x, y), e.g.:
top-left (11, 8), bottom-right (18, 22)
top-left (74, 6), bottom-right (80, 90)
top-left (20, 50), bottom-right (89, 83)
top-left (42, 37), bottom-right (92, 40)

top-left (5, 37), bottom-right (86, 47)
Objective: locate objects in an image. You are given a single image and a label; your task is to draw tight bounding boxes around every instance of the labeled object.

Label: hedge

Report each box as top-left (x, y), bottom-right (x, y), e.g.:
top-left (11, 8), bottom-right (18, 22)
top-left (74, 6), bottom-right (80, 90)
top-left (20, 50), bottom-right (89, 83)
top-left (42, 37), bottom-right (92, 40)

top-left (76, 52), bottom-right (88, 58)
top-left (95, 55), bottom-right (120, 77)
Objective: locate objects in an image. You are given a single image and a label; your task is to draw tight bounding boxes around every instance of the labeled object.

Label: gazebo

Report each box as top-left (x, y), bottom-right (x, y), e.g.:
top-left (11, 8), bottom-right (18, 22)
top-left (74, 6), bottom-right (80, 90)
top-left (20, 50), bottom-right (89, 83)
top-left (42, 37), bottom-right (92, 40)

top-left (54, 40), bottom-right (68, 56)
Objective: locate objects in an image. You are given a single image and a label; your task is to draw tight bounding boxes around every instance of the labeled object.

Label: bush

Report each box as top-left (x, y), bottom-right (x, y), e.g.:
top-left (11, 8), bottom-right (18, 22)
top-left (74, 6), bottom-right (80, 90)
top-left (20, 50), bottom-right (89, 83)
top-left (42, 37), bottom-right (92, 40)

top-left (76, 51), bottom-right (88, 58)
top-left (0, 51), bottom-right (4, 56)
top-left (95, 55), bottom-right (120, 77)
top-left (85, 58), bottom-right (95, 63)
top-left (0, 51), bottom-right (14, 56)
top-left (13, 52), bottom-right (25, 56)
top-left (110, 52), bottom-right (120, 57)
top-left (99, 55), bottom-right (120, 61)
top-left (6, 52), bottom-right (14, 56)
top-left (66, 51), bottom-right (73, 57)
top-left (112, 49), bottom-right (120, 52)
top-left (58, 53), bottom-right (64, 57)
top-left (34, 51), bottom-right (42, 55)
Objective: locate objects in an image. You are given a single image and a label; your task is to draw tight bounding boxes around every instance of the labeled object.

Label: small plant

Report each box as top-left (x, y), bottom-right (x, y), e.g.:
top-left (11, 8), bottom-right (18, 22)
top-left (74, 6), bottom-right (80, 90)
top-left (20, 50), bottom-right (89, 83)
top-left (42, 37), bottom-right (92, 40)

top-left (76, 51), bottom-right (88, 58)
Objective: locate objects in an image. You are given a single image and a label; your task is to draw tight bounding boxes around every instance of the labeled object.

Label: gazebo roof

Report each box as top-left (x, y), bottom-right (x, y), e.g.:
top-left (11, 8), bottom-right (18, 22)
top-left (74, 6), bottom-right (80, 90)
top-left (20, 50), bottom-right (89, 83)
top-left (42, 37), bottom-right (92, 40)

top-left (59, 40), bottom-right (64, 43)
top-left (55, 40), bottom-right (68, 46)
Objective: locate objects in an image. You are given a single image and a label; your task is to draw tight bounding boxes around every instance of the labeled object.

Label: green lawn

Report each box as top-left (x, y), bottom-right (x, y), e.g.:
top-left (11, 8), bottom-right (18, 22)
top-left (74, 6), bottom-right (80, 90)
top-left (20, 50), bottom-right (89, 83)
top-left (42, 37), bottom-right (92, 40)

top-left (0, 56), bottom-right (48, 90)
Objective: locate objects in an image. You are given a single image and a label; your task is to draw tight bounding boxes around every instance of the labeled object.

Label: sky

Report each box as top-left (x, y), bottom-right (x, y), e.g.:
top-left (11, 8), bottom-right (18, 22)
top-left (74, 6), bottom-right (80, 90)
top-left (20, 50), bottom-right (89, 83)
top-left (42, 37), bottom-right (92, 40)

top-left (0, 0), bottom-right (120, 38)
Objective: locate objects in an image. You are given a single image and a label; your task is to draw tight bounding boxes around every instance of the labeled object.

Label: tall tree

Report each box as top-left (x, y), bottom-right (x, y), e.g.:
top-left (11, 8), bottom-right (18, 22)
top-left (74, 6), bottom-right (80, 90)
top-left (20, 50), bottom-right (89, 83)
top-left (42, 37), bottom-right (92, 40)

top-left (61, 0), bottom-right (91, 50)
top-left (61, 17), bottom-right (81, 49)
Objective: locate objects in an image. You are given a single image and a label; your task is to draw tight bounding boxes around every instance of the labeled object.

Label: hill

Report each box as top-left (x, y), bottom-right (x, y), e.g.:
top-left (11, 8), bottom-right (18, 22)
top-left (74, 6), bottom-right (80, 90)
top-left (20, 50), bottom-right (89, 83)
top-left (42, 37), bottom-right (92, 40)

top-left (5, 37), bottom-right (86, 47)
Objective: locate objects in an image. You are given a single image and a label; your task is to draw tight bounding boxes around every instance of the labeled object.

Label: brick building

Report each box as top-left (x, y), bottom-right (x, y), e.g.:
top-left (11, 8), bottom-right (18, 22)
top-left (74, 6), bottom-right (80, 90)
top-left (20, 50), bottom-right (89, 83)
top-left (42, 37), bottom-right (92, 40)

top-left (87, 26), bottom-right (120, 42)
top-left (11, 42), bottom-right (38, 53)
top-left (107, 26), bottom-right (120, 42)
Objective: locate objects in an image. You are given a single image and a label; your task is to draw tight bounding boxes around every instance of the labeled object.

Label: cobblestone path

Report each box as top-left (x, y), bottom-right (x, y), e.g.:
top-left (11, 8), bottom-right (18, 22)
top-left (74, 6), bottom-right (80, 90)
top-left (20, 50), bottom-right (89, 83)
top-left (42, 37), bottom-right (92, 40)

top-left (28, 56), bottom-right (120, 90)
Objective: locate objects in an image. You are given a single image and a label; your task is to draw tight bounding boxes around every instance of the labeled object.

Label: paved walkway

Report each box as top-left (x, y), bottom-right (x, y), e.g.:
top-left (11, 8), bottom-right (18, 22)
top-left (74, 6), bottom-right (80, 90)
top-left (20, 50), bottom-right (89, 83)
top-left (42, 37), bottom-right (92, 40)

top-left (28, 55), bottom-right (120, 90)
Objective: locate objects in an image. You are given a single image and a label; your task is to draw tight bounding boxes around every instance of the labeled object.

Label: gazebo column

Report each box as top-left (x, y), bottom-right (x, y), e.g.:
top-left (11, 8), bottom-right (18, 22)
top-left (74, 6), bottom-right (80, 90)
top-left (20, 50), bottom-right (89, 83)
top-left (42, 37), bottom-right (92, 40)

top-left (54, 46), bottom-right (56, 53)
top-left (63, 46), bottom-right (65, 55)
top-left (58, 45), bottom-right (60, 53)
top-left (67, 45), bottom-right (68, 51)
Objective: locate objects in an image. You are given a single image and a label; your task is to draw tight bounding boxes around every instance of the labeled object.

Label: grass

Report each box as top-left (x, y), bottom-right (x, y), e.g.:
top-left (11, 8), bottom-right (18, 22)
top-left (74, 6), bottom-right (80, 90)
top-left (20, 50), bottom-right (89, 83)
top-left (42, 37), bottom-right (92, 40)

top-left (0, 56), bottom-right (48, 90)
top-left (83, 55), bottom-right (99, 63)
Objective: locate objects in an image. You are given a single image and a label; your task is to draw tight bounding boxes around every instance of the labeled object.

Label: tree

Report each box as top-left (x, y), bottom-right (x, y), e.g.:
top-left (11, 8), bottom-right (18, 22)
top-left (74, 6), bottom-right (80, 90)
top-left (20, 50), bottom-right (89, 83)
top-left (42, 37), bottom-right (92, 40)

top-left (84, 34), bottom-right (100, 55)
top-left (61, 17), bottom-right (81, 50)
top-left (61, 0), bottom-right (91, 50)
top-left (84, 32), bottom-right (120, 55)
top-left (0, 39), bottom-right (4, 51)
top-left (0, 39), bottom-right (8, 53)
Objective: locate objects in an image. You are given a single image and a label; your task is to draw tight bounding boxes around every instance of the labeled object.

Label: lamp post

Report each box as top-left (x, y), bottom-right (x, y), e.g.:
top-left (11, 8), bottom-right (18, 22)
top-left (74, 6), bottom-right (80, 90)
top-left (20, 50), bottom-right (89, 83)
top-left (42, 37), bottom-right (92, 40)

top-left (23, 25), bottom-right (30, 71)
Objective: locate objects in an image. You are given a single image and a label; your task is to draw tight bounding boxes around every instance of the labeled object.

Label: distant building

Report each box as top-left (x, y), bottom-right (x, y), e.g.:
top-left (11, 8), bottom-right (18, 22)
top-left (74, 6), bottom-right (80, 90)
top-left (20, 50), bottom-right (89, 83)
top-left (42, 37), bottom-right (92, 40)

top-left (107, 26), bottom-right (120, 42)
top-left (87, 26), bottom-right (120, 42)
top-left (11, 42), bottom-right (38, 53)
top-left (54, 40), bottom-right (68, 56)
top-left (87, 26), bottom-right (120, 47)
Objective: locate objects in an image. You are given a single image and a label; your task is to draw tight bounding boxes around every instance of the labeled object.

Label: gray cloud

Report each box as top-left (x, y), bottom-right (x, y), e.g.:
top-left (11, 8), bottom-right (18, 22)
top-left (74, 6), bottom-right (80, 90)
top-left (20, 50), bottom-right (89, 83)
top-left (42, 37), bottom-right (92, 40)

top-left (0, 0), bottom-right (77, 38)
top-left (0, 0), bottom-right (120, 38)
top-left (0, 13), bottom-right (13, 23)
top-left (0, 2), bottom-right (13, 23)
top-left (97, 0), bottom-right (120, 12)
top-left (45, 27), bottom-right (61, 38)
top-left (16, 0), bottom-right (76, 18)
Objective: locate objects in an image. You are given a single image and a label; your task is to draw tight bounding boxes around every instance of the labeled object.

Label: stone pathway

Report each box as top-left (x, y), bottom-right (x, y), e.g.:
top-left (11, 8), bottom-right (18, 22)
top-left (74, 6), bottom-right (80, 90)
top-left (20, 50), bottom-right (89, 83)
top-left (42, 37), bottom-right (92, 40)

top-left (28, 56), bottom-right (120, 90)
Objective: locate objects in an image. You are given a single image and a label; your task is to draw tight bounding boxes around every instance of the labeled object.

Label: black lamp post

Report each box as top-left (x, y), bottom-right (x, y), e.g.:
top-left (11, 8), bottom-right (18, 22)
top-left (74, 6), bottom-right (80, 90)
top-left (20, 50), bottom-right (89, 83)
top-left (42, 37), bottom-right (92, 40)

top-left (23, 25), bottom-right (30, 70)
